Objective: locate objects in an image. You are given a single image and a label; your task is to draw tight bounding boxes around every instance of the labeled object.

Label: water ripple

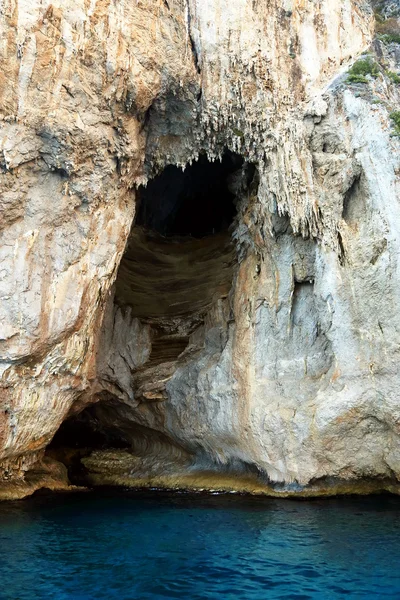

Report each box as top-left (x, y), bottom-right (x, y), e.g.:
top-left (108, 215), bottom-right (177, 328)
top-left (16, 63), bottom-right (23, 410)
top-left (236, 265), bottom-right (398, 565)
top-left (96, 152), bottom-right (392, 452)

top-left (0, 492), bottom-right (400, 599)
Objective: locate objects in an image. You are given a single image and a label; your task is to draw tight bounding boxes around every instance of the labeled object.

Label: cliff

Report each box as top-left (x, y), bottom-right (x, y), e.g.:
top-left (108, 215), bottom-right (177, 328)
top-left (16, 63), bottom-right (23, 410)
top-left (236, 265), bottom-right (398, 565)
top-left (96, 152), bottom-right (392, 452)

top-left (1, 0), bottom-right (400, 499)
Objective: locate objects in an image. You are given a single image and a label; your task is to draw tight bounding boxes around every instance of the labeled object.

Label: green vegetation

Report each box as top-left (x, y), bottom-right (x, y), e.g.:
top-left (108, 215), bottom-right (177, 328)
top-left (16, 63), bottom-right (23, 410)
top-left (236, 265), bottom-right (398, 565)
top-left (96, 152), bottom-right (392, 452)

top-left (347, 58), bottom-right (380, 84)
top-left (386, 70), bottom-right (400, 84)
top-left (390, 111), bottom-right (400, 135)
top-left (378, 33), bottom-right (400, 45)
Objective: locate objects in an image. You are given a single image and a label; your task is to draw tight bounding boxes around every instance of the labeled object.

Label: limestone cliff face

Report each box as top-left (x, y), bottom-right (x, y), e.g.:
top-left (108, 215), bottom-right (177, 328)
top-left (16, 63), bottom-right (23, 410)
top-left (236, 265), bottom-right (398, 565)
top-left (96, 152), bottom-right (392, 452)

top-left (2, 0), bottom-right (400, 498)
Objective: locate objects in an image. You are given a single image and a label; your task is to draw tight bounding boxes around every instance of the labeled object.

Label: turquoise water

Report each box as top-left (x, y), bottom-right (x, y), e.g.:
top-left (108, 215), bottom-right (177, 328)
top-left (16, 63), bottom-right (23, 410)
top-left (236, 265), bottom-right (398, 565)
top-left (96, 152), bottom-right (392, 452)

top-left (0, 491), bottom-right (399, 599)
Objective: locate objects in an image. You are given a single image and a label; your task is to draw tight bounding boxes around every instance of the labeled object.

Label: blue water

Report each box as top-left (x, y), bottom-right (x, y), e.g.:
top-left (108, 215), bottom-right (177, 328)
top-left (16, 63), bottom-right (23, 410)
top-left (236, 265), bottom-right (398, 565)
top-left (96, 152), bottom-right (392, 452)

top-left (0, 491), bottom-right (399, 599)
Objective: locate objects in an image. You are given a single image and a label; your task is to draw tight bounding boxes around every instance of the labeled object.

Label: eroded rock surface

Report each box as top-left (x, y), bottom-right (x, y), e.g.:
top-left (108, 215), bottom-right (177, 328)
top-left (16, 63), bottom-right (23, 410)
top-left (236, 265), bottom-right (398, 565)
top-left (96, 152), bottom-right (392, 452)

top-left (1, 0), bottom-right (400, 498)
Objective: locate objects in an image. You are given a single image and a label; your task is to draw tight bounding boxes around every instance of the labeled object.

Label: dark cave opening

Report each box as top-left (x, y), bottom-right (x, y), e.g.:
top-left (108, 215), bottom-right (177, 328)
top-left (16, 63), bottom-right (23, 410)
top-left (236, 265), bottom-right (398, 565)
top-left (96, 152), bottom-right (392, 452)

top-left (46, 400), bottom-right (132, 484)
top-left (46, 399), bottom-right (191, 486)
top-left (135, 151), bottom-right (244, 238)
top-left (116, 150), bottom-right (254, 319)
top-left (48, 403), bottom-right (131, 452)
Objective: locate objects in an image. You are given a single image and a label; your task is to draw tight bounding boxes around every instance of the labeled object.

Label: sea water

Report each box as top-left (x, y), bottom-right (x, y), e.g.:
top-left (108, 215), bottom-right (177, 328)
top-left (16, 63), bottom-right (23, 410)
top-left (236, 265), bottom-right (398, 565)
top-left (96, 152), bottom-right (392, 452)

top-left (0, 490), bottom-right (399, 599)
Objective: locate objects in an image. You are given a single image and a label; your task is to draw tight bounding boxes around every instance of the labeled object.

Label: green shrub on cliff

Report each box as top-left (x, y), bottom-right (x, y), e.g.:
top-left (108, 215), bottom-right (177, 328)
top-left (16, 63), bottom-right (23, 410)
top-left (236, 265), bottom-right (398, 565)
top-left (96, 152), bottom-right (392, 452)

top-left (347, 58), bottom-right (380, 83)
top-left (390, 111), bottom-right (400, 135)
top-left (378, 33), bottom-right (400, 44)
top-left (387, 70), bottom-right (400, 84)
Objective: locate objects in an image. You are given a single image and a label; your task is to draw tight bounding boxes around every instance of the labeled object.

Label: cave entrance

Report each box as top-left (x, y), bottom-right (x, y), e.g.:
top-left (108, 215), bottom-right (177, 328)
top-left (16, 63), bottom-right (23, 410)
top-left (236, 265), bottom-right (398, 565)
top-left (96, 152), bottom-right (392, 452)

top-left (46, 399), bottom-right (178, 485)
top-left (45, 400), bottom-right (132, 485)
top-left (46, 395), bottom-right (197, 486)
top-left (115, 150), bottom-right (250, 321)
top-left (109, 150), bottom-right (253, 397)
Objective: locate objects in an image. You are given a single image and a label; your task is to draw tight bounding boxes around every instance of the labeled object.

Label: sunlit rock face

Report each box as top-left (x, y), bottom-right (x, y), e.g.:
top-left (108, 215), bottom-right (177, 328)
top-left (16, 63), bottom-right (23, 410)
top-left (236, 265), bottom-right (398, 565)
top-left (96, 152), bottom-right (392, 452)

top-left (3, 0), bottom-right (400, 499)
